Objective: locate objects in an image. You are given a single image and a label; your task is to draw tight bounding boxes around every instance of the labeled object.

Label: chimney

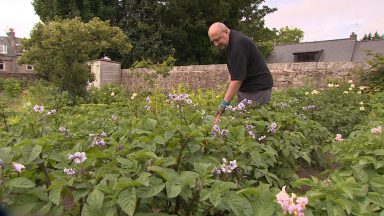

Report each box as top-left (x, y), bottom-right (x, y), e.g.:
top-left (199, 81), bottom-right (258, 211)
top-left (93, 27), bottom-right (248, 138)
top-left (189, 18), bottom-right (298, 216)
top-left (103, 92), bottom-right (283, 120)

top-left (6, 28), bottom-right (17, 55)
top-left (349, 32), bottom-right (357, 40)
top-left (7, 28), bottom-right (15, 38)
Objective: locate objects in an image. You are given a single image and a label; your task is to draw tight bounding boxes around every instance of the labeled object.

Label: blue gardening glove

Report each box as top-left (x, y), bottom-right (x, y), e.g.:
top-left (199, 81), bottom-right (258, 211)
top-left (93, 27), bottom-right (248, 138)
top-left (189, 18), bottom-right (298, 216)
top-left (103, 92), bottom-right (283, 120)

top-left (216, 100), bottom-right (230, 116)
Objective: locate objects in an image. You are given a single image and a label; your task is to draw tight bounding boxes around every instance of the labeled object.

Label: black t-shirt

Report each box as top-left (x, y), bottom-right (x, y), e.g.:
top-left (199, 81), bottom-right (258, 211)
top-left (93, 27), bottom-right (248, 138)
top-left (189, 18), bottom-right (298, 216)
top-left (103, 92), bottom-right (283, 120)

top-left (226, 30), bottom-right (273, 92)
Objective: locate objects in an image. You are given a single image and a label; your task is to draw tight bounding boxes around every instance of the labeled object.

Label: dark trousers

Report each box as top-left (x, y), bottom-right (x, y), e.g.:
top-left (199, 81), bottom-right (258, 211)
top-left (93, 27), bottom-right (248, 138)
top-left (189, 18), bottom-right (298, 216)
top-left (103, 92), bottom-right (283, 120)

top-left (237, 88), bottom-right (272, 105)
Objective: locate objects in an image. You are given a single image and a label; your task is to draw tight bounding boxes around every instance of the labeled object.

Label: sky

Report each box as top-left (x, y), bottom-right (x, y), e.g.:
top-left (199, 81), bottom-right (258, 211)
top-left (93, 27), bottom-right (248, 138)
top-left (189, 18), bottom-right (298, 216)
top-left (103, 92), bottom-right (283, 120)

top-left (0, 0), bottom-right (383, 42)
top-left (263, 0), bottom-right (384, 42)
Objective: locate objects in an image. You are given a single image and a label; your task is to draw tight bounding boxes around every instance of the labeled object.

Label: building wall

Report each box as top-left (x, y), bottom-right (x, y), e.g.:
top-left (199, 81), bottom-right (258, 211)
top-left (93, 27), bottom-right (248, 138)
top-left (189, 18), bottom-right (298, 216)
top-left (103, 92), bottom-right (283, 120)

top-left (99, 60), bottom-right (121, 86)
top-left (122, 62), bottom-right (367, 92)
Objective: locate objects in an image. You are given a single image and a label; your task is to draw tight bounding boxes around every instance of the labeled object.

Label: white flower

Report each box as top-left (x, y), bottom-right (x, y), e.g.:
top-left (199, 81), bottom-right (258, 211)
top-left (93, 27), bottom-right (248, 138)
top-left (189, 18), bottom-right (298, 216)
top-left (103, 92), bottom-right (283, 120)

top-left (130, 93), bottom-right (137, 99)
top-left (348, 80), bottom-right (354, 83)
top-left (350, 84), bottom-right (355, 88)
top-left (327, 83), bottom-right (334, 88)
top-left (305, 92), bottom-right (309, 95)
top-left (12, 162), bottom-right (25, 173)
top-left (360, 106), bottom-right (365, 111)
top-left (359, 101), bottom-right (364, 105)
top-left (343, 91), bottom-right (349, 94)
top-left (348, 87), bottom-right (353, 91)
top-left (357, 91), bottom-right (362, 94)
top-left (111, 91), bottom-right (115, 96)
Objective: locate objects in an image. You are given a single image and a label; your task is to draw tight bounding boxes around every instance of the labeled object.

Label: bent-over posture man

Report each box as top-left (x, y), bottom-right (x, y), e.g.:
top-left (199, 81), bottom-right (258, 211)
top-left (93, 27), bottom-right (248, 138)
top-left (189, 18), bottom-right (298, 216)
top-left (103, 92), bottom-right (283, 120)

top-left (208, 22), bottom-right (273, 119)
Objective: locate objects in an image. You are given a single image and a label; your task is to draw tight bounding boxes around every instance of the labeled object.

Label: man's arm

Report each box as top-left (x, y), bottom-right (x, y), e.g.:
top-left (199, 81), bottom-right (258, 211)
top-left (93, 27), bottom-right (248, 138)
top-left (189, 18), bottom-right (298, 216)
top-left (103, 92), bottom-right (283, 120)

top-left (223, 80), bottom-right (242, 102)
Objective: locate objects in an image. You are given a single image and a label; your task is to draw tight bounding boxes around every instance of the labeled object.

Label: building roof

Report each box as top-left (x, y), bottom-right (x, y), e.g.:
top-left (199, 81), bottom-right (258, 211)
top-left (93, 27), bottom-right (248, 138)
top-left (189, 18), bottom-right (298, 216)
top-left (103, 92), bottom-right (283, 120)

top-left (266, 36), bottom-right (384, 63)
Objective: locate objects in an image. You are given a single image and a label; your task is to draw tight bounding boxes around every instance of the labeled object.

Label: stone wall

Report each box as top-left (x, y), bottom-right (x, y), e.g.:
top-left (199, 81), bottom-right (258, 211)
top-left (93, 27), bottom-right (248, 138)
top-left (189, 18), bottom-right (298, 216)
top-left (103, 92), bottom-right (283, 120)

top-left (122, 62), bottom-right (368, 92)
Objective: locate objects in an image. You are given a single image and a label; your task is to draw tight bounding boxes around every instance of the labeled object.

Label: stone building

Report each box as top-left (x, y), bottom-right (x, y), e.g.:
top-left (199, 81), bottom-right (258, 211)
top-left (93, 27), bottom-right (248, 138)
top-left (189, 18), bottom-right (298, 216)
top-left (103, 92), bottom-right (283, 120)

top-left (0, 29), bottom-right (34, 75)
top-left (266, 33), bottom-right (384, 63)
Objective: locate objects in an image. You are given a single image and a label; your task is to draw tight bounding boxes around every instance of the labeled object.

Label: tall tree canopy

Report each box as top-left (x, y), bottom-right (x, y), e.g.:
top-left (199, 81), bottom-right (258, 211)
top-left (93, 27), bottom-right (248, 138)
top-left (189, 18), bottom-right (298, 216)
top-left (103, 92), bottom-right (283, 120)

top-left (19, 18), bottom-right (131, 96)
top-left (32, 0), bottom-right (277, 66)
top-left (274, 26), bottom-right (304, 45)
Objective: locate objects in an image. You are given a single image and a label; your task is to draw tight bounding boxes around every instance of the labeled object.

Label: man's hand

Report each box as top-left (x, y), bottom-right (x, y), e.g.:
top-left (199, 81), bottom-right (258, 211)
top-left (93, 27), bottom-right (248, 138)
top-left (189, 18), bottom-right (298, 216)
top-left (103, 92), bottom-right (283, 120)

top-left (216, 100), bottom-right (230, 116)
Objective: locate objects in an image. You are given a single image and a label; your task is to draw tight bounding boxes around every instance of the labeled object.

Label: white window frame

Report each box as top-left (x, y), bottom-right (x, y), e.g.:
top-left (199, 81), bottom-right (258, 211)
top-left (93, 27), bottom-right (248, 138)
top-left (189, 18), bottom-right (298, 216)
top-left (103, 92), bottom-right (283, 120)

top-left (0, 61), bottom-right (4, 70)
top-left (0, 45), bottom-right (7, 54)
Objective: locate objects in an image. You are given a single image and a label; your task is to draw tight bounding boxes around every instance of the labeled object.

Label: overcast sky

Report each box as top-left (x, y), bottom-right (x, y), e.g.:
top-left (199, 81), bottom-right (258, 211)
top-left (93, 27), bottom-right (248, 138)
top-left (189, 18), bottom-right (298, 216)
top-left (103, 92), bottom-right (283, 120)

top-left (264, 0), bottom-right (384, 41)
top-left (0, 0), bottom-right (383, 42)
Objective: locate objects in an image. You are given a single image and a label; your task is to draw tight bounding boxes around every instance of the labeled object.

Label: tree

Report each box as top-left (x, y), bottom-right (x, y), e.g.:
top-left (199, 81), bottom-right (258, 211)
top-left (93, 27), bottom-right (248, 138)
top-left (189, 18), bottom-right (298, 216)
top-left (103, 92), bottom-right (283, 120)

top-left (274, 26), bottom-right (304, 45)
top-left (32, 0), bottom-right (277, 66)
top-left (361, 32), bottom-right (384, 41)
top-left (18, 17), bottom-right (132, 97)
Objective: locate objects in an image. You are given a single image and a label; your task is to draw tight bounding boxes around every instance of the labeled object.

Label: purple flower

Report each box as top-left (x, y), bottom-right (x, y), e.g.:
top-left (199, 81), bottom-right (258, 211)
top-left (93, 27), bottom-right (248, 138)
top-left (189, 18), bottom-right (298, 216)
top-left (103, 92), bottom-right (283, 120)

top-left (144, 105), bottom-right (150, 111)
top-left (220, 129), bottom-right (229, 136)
top-left (69, 152), bottom-right (87, 164)
top-left (245, 125), bottom-right (254, 130)
top-left (212, 124), bottom-right (220, 132)
top-left (33, 105), bottom-right (44, 113)
top-left (12, 162), bottom-right (25, 173)
top-left (248, 130), bottom-right (256, 139)
top-left (64, 168), bottom-right (76, 175)
top-left (59, 126), bottom-right (67, 132)
top-left (268, 122), bottom-right (278, 134)
top-left (146, 96), bottom-right (151, 103)
top-left (101, 131), bottom-right (107, 137)
top-left (237, 102), bottom-right (246, 110)
top-left (95, 138), bottom-right (106, 147)
top-left (229, 160), bottom-right (237, 170)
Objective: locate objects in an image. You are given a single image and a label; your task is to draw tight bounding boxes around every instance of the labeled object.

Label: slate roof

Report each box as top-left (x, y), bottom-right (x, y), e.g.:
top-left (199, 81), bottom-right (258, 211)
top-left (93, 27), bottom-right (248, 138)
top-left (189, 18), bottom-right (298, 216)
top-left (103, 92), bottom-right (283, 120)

top-left (266, 37), bottom-right (384, 63)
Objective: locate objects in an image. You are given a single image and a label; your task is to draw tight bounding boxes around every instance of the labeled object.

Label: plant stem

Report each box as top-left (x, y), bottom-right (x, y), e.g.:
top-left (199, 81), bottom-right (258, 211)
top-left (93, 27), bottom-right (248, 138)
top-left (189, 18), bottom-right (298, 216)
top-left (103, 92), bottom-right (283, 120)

top-left (175, 142), bottom-right (187, 172)
top-left (0, 107), bottom-right (9, 132)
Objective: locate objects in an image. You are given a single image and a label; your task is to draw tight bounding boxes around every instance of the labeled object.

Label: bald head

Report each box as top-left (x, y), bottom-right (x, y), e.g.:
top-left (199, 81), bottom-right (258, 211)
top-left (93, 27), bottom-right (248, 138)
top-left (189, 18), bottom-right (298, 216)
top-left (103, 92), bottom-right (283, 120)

top-left (208, 22), bottom-right (230, 49)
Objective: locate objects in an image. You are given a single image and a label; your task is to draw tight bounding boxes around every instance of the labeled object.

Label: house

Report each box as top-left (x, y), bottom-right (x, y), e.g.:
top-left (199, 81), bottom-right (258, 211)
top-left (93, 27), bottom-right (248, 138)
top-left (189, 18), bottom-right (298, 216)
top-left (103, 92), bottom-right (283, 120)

top-left (266, 33), bottom-right (384, 63)
top-left (0, 28), bottom-right (33, 74)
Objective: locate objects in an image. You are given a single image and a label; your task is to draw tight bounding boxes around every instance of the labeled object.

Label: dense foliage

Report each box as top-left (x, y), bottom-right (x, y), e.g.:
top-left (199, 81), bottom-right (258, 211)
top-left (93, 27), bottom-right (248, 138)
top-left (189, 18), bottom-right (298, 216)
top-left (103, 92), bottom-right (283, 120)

top-left (1, 77), bottom-right (383, 215)
top-left (32, 0), bottom-right (277, 66)
top-left (18, 17), bottom-right (131, 97)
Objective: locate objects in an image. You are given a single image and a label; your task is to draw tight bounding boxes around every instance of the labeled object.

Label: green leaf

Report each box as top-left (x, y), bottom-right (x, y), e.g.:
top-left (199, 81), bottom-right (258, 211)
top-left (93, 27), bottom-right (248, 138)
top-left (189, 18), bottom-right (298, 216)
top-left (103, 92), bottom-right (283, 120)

top-left (154, 136), bottom-right (166, 144)
top-left (292, 178), bottom-right (315, 188)
top-left (166, 181), bottom-right (182, 198)
top-left (366, 192), bottom-right (384, 208)
top-left (49, 187), bottom-right (62, 206)
top-left (135, 172), bottom-right (152, 187)
top-left (164, 130), bottom-right (176, 142)
top-left (373, 149), bottom-right (384, 156)
top-left (73, 189), bottom-right (89, 202)
top-left (26, 144), bottom-right (42, 163)
top-left (132, 150), bottom-right (157, 160)
top-left (0, 147), bottom-right (13, 162)
top-left (36, 202), bottom-right (52, 215)
top-left (149, 166), bottom-right (178, 181)
top-left (118, 188), bottom-right (136, 216)
top-left (333, 199), bottom-right (352, 214)
top-left (87, 189), bottom-right (104, 209)
top-left (143, 118), bottom-right (157, 130)
top-left (179, 171), bottom-right (199, 187)
top-left (226, 194), bottom-right (253, 216)
top-left (351, 165), bottom-right (368, 183)
top-left (7, 177), bottom-right (35, 188)
top-left (136, 183), bottom-right (165, 198)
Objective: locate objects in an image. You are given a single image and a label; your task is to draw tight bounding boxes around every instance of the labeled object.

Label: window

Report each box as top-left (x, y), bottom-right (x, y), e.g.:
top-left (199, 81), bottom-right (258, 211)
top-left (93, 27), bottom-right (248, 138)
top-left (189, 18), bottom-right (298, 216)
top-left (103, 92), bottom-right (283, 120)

top-left (26, 65), bottom-right (33, 70)
top-left (0, 45), bottom-right (7, 54)
top-left (293, 50), bottom-right (323, 62)
top-left (0, 61), bottom-right (4, 70)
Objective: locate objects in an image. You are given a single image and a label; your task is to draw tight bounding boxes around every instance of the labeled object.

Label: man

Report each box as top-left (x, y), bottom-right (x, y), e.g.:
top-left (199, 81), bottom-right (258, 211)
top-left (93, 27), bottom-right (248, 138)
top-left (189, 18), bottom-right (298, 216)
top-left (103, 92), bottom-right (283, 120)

top-left (208, 22), bottom-right (273, 119)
